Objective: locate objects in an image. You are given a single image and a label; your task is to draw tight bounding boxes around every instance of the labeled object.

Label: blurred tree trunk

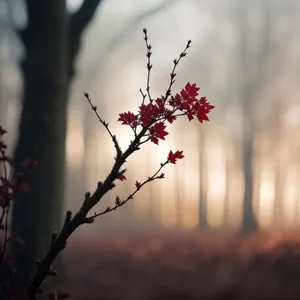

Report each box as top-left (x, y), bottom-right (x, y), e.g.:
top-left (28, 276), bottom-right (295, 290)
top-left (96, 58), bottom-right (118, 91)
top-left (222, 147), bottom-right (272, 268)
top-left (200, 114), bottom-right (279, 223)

top-left (11, 0), bottom-right (102, 290)
top-left (241, 131), bottom-right (258, 232)
top-left (272, 101), bottom-right (284, 227)
top-left (273, 159), bottom-right (284, 227)
top-left (235, 0), bottom-right (272, 232)
top-left (236, 0), bottom-right (256, 233)
top-left (0, 38), bottom-right (11, 138)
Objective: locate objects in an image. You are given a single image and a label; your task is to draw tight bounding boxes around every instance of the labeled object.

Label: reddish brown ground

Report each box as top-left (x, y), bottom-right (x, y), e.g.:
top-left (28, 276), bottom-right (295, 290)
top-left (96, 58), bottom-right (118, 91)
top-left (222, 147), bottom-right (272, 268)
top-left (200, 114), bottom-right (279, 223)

top-left (57, 229), bottom-right (300, 300)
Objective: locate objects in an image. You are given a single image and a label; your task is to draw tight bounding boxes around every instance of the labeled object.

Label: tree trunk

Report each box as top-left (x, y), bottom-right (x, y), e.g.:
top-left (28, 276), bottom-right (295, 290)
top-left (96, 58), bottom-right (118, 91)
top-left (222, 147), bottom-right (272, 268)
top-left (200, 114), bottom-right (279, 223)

top-left (10, 0), bottom-right (102, 290)
top-left (11, 1), bottom-right (68, 289)
top-left (273, 152), bottom-right (283, 227)
top-left (236, 0), bottom-right (258, 233)
top-left (241, 134), bottom-right (258, 232)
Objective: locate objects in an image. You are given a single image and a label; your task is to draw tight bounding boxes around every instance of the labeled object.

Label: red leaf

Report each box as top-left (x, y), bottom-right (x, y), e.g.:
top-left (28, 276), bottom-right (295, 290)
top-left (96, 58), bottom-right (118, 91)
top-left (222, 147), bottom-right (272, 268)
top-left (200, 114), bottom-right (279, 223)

top-left (180, 82), bottom-right (199, 103)
top-left (149, 122), bottom-right (168, 145)
top-left (168, 150), bottom-right (184, 164)
top-left (150, 136), bottom-right (159, 145)
top-left (118, 174), bottom-right (126, 181)
top-left (187, 113), bottom-right (194, 121)
top-left (166, 115), bottom-right (176, 124)
top-left (118, 111), bottom-right (139, 127)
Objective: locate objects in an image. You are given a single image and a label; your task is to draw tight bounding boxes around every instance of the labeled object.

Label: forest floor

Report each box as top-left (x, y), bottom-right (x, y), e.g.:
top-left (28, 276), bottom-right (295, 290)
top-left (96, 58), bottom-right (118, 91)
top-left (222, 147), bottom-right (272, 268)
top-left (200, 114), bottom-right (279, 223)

top-left (56, 229), bottom-right (300, 300)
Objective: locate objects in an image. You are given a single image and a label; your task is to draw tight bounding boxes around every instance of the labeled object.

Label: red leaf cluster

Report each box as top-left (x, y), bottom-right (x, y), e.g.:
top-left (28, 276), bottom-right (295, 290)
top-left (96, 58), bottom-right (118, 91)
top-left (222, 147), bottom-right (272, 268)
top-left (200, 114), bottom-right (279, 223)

top-left (118, 82), bottom-right (214, 146)
top-left (148, 122), bottom-right (168, 145)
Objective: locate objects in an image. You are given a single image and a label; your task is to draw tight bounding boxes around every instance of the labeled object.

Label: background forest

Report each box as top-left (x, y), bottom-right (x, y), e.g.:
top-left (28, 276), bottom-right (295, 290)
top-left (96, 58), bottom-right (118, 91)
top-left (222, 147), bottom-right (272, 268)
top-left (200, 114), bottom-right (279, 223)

top-left (1, 0), bottom-right (300, 296)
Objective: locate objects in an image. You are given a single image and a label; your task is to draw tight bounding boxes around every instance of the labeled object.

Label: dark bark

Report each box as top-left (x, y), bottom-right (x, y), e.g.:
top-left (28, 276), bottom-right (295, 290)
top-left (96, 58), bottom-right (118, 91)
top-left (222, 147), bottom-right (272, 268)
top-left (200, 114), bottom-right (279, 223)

top-left (11, 1), bottom-right (68, 289)
top-left (10, 0), bottom-right (102, 290)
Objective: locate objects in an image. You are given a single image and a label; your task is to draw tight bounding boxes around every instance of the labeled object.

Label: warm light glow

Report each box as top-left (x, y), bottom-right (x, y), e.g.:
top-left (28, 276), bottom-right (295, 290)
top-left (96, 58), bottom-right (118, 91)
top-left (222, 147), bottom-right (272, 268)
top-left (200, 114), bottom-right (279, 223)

top-left (258, 166), bottom-right (275, 227)
top-left (283, 166), bottom-right (299, 225)
top-left (66, 122), bottom-right (84, 167)
top-left (283, 105), bottom-right (300, 129)
top-left (206, 143), bottom-right (226, 226)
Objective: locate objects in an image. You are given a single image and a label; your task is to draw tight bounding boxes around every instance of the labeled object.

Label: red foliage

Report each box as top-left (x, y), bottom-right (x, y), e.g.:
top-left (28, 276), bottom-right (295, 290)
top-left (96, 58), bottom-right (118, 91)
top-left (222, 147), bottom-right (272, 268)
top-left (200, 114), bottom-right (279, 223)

top-left (118, 83), bottom-right (214, 145)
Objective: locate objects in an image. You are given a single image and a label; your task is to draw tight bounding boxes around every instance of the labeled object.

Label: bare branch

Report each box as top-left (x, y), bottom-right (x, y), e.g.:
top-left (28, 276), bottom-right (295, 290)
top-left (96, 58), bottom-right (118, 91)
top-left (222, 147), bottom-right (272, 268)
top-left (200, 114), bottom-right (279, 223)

top-left (84, 161), bottom-right (167, 223)
top-left (27, 122), bottom-right (149, 298)
top-left (82, 0), bottom-right (183, 91)
top-left (83, 92), bottom-right (122, 159)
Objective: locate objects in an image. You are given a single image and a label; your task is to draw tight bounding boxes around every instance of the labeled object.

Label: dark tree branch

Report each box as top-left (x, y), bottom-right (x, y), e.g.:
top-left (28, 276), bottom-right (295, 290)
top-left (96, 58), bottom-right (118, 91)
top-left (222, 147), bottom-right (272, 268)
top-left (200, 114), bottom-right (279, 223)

top-left (27, 124), bottom-right (149, 298)
top-left (3, 0), bottom-right (27, 48)
top-left (17, 28), bottom-right (27, 48)
top-left (21, 0), bottom-right (42, 48)
top-left (68, 0), bottom-right (104, 79)
top-left (70, 0), bottom-right (102, 37)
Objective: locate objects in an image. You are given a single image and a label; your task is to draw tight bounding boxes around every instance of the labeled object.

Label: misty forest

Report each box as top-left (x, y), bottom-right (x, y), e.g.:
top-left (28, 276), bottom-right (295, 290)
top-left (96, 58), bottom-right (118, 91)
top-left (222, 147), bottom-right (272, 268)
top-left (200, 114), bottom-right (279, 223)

top-left (1, 0), bottom-right (300, 299)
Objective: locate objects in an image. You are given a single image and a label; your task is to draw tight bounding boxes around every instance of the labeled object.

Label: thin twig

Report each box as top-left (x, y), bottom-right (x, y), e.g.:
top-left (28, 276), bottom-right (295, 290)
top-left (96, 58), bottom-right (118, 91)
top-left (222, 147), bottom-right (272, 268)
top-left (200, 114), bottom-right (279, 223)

top-left (84, 92), bottom-right (122, 159)
top-left (163, 39), bottom-right (192, 103)
top-left (84, 159), bottom-right (167, 222)
top-left (142, 28), bottom-right (153, 104)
